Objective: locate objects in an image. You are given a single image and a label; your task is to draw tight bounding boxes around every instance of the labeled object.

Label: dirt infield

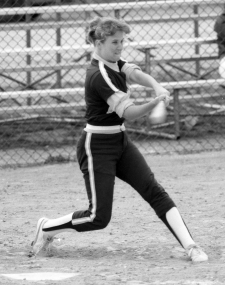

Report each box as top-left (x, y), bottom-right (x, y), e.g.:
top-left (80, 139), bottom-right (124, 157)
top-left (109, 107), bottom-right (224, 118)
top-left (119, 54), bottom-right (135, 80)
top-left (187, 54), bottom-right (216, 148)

top-left (1, 150), bottom-right (225, 284)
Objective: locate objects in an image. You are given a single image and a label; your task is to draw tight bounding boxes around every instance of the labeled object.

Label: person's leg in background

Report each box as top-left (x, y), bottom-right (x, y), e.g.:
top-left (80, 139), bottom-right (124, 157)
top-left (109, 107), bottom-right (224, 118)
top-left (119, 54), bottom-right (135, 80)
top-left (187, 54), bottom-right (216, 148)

top-left (219, 57), bottom-right (225, 79)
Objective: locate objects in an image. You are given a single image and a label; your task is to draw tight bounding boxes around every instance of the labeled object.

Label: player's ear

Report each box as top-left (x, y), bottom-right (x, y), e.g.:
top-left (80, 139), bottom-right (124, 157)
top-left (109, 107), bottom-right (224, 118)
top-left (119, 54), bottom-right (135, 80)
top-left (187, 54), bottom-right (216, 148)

top-left (95, 39), bottom-right (103, 48)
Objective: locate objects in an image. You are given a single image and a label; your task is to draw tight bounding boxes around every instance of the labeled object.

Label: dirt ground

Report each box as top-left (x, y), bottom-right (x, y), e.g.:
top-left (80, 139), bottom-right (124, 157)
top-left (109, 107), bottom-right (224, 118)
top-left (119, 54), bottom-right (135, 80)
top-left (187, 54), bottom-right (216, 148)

top-left (1, 150), bottom-right (225, 285)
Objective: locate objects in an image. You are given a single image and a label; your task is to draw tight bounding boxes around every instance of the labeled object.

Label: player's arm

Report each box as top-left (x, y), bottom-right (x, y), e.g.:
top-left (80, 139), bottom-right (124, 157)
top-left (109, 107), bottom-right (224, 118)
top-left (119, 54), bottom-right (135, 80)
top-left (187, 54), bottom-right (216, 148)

top-left (107, 89), bottom-right (168, 121)
top-left (129, 68), bottom-right (170, 98)
top-left (123, 94), bottom-right (167, 121)
top-left (105, 68), bottom-right (170, 121)
top-left (121, 69), bottom-right (170, 121)
top-left (102, 64), bottom-right (169, 121)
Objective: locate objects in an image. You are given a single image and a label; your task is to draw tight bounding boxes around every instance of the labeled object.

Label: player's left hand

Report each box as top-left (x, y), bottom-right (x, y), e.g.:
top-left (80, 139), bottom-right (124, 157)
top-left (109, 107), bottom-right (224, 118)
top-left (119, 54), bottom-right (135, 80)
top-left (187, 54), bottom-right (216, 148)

top-left (155, 86), bottom-right (170, 106)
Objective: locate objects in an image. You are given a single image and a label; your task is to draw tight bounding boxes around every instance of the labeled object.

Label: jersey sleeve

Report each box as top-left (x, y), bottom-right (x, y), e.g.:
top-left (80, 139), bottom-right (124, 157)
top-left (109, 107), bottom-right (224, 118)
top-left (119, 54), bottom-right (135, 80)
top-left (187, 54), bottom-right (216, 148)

top-left (91, 63), bottom-right (134, 118)
top-left (92, 71), bottom-right (134, 118)
top-left (107, 90), bottom-right (134, 118)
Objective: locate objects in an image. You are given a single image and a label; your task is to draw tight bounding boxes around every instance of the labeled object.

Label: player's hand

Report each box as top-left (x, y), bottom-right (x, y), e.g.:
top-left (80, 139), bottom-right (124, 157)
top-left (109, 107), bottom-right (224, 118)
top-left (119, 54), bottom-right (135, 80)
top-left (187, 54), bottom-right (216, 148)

top-left (156, 93), bottom-right (171, 107)
top-left (155, 87), bottom-right (171, 107)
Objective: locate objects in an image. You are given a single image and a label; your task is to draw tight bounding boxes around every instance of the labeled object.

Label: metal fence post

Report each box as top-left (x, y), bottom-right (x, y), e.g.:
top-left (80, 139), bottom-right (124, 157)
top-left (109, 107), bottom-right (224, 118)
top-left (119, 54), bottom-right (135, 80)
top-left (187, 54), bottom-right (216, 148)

top-left (56, 0), bottom-right (62, 89)
top-left (194, 4), bottom-right (201, 95)
top-left (25, 0), bottom-right (32, 105)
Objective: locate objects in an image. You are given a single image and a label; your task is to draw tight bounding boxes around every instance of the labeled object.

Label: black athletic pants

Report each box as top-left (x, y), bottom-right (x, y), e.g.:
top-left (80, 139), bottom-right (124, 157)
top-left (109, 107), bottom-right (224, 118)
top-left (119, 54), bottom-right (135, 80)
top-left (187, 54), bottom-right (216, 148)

top-left (71, 130), bottom-right (176, 232)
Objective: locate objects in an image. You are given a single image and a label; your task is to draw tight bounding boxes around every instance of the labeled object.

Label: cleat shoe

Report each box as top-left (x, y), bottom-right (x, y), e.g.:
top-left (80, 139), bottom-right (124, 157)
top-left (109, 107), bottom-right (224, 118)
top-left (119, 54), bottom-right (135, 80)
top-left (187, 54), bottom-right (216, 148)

top-left (31, 217), bottom-right (53, 256)
top-left (187, 244), bottom-right (208, 263)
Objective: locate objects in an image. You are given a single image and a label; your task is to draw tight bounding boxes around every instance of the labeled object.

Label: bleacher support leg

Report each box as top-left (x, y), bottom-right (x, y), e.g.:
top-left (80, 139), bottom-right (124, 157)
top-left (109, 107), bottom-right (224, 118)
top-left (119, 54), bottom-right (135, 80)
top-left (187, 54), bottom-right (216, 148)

top-left (173, 89), bottom-right (180, 139)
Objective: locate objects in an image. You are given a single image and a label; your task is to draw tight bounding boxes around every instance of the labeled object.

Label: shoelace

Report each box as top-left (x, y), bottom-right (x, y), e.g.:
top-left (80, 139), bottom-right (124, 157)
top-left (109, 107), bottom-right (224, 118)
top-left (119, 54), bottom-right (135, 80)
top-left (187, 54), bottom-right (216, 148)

top-left (188, 245), bottom-right (202, 257)
top-left (42, 236), bottom-right (54, 250)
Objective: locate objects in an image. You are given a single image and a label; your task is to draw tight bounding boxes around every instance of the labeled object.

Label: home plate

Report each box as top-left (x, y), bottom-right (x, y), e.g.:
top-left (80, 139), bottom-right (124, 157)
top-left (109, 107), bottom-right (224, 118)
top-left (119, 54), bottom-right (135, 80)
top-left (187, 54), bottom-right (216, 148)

top-left (1, 272), bottom-right (80, 281)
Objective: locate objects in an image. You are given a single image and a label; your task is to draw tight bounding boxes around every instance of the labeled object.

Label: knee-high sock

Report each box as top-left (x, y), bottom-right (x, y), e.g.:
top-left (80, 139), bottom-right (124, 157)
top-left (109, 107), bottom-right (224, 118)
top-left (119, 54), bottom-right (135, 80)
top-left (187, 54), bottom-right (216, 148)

top-left (160, 207), bottom-right (195, 249)
top-left (42, 213), bottom-right (75, 237)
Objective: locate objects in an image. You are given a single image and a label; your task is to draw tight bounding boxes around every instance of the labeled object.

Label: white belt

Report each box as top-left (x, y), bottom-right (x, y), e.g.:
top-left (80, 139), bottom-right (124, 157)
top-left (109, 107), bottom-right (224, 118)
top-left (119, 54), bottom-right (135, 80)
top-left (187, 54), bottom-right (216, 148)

top-left (84, 123), bottom-right (125, 134)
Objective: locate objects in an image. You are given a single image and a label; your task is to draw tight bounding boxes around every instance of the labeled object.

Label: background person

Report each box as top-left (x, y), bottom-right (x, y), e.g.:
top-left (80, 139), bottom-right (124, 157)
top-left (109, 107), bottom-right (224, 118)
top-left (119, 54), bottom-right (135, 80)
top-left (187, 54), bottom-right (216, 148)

top-left (214, 12), bottom-right (225, 79)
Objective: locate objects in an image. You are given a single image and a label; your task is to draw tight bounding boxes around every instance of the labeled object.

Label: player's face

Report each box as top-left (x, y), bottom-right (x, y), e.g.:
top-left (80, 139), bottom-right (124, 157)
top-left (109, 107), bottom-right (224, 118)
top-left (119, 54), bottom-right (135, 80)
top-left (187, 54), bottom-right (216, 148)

top-left (98, 31), bottom-right (125, 62)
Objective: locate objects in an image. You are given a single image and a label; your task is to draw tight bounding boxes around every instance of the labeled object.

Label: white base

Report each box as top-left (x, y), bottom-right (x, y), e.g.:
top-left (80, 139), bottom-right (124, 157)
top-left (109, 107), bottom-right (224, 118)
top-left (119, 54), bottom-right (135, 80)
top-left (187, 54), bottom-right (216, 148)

top-left (1, 272), bottom-right (80, 281)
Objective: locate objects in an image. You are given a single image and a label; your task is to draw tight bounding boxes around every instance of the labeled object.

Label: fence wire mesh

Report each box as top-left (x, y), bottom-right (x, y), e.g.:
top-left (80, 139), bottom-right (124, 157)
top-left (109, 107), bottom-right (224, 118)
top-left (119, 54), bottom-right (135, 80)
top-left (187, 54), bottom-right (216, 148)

top-left (0, 0), bottom-right (225, 167)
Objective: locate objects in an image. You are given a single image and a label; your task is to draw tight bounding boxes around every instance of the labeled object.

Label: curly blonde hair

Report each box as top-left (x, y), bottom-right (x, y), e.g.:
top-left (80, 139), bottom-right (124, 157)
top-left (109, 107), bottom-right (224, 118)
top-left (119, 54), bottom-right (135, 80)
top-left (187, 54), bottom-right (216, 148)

top-left (87, 17), bottom-right (131, 45)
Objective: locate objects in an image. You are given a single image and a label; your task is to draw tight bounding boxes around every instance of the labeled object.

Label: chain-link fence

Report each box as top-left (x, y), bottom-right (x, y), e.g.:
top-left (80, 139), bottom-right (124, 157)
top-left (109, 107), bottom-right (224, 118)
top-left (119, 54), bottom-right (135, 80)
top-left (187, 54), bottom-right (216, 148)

top-left (0, 0), bottom-right (225, 167)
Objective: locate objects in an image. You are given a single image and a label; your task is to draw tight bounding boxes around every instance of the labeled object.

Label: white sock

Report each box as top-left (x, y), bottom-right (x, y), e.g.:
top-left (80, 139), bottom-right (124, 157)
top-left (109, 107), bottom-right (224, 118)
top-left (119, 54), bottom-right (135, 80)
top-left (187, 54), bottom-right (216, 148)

top-left (43, 213), bottom-right (74, 237)
top-left (166, 207), bottom-right (195, 249)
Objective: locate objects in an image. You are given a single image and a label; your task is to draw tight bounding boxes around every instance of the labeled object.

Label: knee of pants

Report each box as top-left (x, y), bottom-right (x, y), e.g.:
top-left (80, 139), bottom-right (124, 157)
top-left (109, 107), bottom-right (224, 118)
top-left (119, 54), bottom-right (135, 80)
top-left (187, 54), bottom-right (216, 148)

top-left (140, 178), bottom-right (160, 200)
top-left (142, 180), bottom-right (168, 204)
top-left (94, 212), bottom-right (112, 230)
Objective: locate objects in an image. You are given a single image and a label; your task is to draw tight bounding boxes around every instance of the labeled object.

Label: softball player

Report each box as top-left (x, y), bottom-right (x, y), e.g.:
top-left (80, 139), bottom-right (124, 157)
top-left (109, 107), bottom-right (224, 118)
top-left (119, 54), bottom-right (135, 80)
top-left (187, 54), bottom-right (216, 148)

top-left (31, 17), bottom-right (208, 263)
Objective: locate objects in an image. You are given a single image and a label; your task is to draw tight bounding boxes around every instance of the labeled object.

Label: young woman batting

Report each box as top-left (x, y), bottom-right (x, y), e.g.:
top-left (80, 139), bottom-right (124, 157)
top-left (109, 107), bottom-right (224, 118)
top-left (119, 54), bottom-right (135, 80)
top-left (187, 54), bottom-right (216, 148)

top-left (31, 17), bottom-right (208, 263)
